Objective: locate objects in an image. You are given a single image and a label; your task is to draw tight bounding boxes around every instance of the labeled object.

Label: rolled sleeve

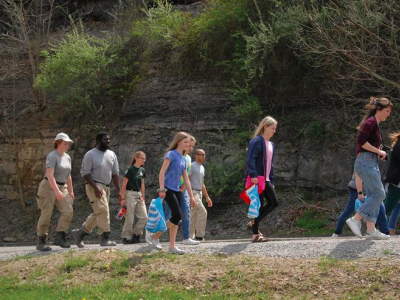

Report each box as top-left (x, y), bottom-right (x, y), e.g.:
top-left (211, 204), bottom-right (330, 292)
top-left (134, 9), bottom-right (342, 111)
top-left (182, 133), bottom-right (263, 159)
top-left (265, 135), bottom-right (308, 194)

top-left (357, 118), bottom-right (375, 146)
top-left (46, 154), bottom-right (57, 169)
top-left (112, 154), bottom-right (119, 175)
top-left (80, 153), bottom-right (93, 177)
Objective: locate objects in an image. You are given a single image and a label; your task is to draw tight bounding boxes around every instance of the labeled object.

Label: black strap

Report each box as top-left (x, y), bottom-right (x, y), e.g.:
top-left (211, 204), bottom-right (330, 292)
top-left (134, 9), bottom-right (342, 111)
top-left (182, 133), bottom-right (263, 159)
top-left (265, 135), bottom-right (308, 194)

top-left (44, 177), bottom-right (65, 185)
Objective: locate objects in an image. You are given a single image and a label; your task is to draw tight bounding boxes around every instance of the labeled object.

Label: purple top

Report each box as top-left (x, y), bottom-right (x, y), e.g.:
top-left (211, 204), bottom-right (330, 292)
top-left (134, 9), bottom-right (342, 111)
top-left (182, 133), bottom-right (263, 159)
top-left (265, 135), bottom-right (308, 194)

top-left (164, 150), bottom-right (187, 192)
top-left (356, 116), bottom-right (382, 154)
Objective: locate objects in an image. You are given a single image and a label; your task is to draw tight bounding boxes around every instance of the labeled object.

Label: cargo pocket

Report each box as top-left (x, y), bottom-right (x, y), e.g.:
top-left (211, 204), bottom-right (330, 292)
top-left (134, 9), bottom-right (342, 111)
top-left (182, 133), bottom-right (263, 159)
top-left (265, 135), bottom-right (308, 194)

top-left (36, 195), bottom-right (44, 210)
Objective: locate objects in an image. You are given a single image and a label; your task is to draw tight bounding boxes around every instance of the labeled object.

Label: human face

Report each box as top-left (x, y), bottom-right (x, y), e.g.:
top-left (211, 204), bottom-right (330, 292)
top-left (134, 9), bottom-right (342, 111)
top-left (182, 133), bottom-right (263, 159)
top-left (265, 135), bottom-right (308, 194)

top-left (263, 123), bottom-right (277, 140)
top-left (177, 137), bottom-right (190, 153)
top-left (136, 155), bottom-right (146, 166)
top-left (195, 151), bottom-right (206, 164)
top-left (58, 141), bottom-right (71, 153)
top-left (187, 140), bottom-right (196, 154)
top-left (100, 135), bottom-right (111, 149)
top-left (377, 107), bottom-right (392, 122)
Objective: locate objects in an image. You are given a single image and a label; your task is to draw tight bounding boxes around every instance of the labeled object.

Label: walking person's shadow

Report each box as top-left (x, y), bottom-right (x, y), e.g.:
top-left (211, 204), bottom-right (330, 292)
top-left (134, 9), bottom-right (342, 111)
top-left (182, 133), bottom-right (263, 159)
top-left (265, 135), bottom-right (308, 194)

top-left (328, 240), bottom-right (375, 260)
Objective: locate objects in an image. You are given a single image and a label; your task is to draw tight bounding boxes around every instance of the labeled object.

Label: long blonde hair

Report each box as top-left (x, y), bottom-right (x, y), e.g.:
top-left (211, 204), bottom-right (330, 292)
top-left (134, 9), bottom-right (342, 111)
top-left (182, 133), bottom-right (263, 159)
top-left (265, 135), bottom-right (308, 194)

top-left (390, 132), bottom-right (400, 147)
top-left (166, 132), bottom-right (190, 154)
top-left (253, 116), bottom-right (278, 138)
top-left (357, 96), bottom-right (393, 131)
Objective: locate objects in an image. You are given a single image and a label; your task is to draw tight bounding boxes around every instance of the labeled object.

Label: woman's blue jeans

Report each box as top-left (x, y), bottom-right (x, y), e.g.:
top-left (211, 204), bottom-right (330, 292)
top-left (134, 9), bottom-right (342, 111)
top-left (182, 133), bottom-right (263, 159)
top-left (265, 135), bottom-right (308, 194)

top-left (354, 152), bottom-right (386, 223)
top-left (388, 202), bottom-right (400, 230)
top-left (335, 187), bottom-right (389, 234)
top-left (165, 189), bottom-right (191, 239)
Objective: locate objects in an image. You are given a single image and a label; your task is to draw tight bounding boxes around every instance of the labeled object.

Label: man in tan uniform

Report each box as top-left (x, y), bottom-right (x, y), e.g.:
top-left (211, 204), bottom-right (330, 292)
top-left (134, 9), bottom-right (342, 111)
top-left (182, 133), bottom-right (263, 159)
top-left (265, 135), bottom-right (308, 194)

top-left (72, 132), bottom-right (121, 247)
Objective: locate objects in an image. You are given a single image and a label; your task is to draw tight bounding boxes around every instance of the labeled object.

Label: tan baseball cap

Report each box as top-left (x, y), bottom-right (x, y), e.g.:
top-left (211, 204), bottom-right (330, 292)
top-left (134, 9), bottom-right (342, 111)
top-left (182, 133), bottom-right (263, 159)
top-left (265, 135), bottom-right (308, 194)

top-left (54, 132), bottom-right (73, 143)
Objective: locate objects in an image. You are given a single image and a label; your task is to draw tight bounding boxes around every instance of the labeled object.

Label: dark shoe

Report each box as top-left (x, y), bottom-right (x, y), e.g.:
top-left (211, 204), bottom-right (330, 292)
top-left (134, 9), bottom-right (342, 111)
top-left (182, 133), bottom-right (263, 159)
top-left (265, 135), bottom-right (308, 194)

top-left (36, 235), bottom-right (51, 251)
top-left (72, 228), bottom-right (89, 248)
top-left (53, 231), bottom-right (71, 248)
top-left (131, 234), bottom-right (141, 244)
top-left (100, 232), bottom-right (117, 247)
top-left (122, 238), bottom-right (131, 245)
top-left (194, 236), bottom-right (204, 242)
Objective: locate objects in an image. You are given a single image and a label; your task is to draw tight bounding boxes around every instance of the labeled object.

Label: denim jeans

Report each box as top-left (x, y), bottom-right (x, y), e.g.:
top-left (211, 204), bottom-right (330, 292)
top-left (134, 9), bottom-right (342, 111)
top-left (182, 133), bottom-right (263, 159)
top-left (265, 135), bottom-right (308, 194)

top-left (354, 152), bottom-right (386, 223)
top-left (388, 202), bottom-right (400, 230)
top-left (335, 187), bottom-right (389, 234)
top-left (165, 189), bottom-right (190, 239)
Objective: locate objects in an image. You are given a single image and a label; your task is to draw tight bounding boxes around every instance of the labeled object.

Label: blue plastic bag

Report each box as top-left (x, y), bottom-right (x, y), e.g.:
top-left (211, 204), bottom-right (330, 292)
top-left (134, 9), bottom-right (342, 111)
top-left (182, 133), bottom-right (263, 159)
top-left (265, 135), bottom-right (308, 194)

top-left (247, 185), bottom-right (261, 219)
top-left (355, 196), bottom-right (367, 211)
top-left (145, 197), bottom-right (167, 233)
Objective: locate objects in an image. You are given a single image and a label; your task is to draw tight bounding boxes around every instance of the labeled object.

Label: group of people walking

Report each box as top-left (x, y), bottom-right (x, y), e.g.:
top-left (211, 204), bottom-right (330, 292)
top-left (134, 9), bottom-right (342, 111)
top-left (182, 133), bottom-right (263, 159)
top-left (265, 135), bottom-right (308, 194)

top-left (334, 97), bottom-right (400, 239)
top-left (35, 97), bottom-right (400, 254)
top-left (35, 131), bottom-right (213, 254)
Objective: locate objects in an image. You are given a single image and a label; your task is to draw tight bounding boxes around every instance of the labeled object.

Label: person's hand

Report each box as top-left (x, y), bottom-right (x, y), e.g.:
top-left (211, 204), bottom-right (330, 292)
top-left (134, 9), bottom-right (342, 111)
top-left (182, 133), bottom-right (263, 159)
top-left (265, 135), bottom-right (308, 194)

top-left (190, 197), bottom-right (196, 207)
top-left (159, 191), bottom-right (166, 199)
top-left (378, 149), bottom-right (387, 160)
top-left (120, 199), bottom-right (126, 206)
top-left (69, 192), bottom-right (75, 201)
top-left (251, 177), bottom-right (258, 185)
top-left (94, 186), bottom-right (104, 198)
top-left (55, 190), bottom-right (65, 201)
top-left (139, 197), bottom-right (145, 202)
top-left (358, 193), bottom-right (365, 202)
top-left (206, 197), bottom-right (213, 207)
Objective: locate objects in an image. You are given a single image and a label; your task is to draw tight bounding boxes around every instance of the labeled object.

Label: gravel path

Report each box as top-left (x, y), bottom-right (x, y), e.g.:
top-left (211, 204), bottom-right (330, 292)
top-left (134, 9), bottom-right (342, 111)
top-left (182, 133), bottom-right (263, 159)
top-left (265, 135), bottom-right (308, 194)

top-left (2, 236), bottom-right (400, 261)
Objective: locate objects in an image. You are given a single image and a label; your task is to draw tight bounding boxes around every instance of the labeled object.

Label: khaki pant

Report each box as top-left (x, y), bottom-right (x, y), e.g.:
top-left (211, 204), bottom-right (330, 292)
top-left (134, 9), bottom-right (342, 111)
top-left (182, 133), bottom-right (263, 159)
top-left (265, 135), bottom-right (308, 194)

top-left (121, 191), bottom-right (148, 239)
top-left (36, 179), bottom-right (73, 236)
top-left (190, 190), bottom-right (207, 238)
top-left (82, 184), bottom-right (110, 235)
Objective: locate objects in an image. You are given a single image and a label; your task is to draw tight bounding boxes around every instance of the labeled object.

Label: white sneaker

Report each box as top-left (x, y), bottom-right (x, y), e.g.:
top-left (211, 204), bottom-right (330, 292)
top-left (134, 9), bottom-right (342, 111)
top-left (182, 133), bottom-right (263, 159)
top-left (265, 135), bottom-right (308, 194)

top-left (346, 217), bottom-right (362, 238)
top-left (145, 230), bottom-right (153, 245)
top-left (183, 238), bottom-right (200, 245)
top-left (331, 233), bottom-right (342, 238)
top-left (365, 229), bottom-right (390, 240)
top-left (169, 246), bottom-right (186, 255)
top-left (152, 238), bottom-right (162, 250)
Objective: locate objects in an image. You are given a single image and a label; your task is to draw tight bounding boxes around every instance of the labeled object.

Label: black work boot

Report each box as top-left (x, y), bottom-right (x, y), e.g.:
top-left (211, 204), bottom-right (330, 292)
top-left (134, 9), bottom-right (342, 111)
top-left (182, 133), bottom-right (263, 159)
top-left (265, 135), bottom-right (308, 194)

top-left (53, 231), bottom-right (71, 248)
top-left (72, 228), bottom-right (89, 248)
top-left (100, 232), bottom-right (117, 246)
top-left (122, 238), bottom-right (131, 245)
top-left (131, 234), bottom-right (140, 244)
top-left (36, 235), bottom-right (52, 251)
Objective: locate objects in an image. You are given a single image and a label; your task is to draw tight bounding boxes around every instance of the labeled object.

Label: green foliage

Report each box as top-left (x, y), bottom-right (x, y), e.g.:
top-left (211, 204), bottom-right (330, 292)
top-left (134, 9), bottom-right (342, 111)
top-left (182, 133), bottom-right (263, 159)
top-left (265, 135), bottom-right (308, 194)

top-left (61, 256), bottom-right (89, 273)
top-left (295, 210), bottom-right (327, 231)
top-left (304, 121), bottom-right (327, 141)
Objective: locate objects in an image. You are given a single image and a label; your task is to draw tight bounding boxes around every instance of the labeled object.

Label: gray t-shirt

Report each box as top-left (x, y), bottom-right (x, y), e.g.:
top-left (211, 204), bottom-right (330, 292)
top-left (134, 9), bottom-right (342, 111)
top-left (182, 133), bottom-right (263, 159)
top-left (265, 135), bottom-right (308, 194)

top-left (45, 150), bottom-right (71, 183)
top-left (190, 161), bottom-right (205, 191)
top-left (80, 148), bottom-right (119, 185)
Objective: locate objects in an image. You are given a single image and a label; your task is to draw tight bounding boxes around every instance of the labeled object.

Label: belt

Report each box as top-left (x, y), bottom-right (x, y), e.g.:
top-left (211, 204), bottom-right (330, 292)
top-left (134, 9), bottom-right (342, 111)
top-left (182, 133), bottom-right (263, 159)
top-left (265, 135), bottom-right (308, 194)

top-left (193, 189), bottom-right (202, 192)
top-left (127, 189), bottom-right (140, 192)
top-left (86, 180), bottom-right (110, 187)
top-left (44, 177), bottom-right (65, 186)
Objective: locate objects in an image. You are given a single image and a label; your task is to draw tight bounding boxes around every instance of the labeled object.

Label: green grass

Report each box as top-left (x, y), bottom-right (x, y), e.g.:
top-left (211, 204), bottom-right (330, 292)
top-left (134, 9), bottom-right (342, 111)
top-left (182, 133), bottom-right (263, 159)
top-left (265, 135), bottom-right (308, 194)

top-left (60, 256), bottom-right (90, 273)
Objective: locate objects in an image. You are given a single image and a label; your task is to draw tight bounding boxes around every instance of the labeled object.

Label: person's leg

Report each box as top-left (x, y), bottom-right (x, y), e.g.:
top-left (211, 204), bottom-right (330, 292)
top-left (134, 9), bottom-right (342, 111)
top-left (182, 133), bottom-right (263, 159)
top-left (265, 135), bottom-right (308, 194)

top-left (384, 184), bottom-right (400, 215)
top-left (376, 202), bottom-right (390, 235)
top-left (54, 186), bottom-right (73, 248)
top-left (133, 194), bottom-right (148, 238)
top-left (252, 192), bottom-right (265, 235)
top-left (253, 182), bottom-right (278, 236)
top-left (334, 188), bottom-right (357, 235)
top-left (121, 191), bottom-right (135, 240)
top-left (180, 190), bottom-right (191, 240)
top-left (388, 202), bottom-right (400, 232)
top-left (190, 200), bottom-right (199, 239)
top-left (194, 200), bottom-right (207, 239)
top-left (36, 180), bottom-right (56, 237)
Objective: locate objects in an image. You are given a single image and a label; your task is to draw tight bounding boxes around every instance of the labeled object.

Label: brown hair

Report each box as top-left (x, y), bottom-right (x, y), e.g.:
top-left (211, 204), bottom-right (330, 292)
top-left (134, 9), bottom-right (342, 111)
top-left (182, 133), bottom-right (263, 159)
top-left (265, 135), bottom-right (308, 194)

top-left (166, 132), bottom-right (190, 154)
top-left (357, 97), bottom-right (394, 131)
top-left (131, 151), bottom-right (146, 166)
top-left (390, 132), bottom-right (400, 147)
top-left (253, 116), bottom-right (278, 138)
top-left (53, 140), bottom-right (63, 149)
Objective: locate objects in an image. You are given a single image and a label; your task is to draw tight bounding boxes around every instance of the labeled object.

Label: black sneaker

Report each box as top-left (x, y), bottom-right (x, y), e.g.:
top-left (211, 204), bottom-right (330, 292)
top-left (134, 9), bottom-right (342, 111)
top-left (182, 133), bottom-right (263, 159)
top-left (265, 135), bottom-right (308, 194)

top-left (122, 238), bottom-right (131, 245)
top-left (131, 234), bottom-right (140, 244)
top-left (194, 236), bottom-right (204, 242)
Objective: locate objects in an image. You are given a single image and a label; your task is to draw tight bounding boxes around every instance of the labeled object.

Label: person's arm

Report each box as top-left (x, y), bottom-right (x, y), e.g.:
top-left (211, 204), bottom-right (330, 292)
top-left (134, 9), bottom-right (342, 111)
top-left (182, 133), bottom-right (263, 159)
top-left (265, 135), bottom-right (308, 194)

top-left (46, 168), bottom-right (64, 200)
top-left (140, 178), bottom-right (145, 202)
top-left (158, 158), bottom-right (171, 199)
top-left (357, 119), bottom-right (386, 159)
top-left (355, 173), bottom-right (365, 201)
top-left (120, 176), bottom-right (128, 205)
top-left (183, 169), bottom-right (195, 207)
top-left (361, 142), bottom-right (386, 159)
top-left (202, 183), bottom-right (212, 207)
top-left (66, 174), bottom-right (74, 200)
top-left (247, 138), bottom-right (262, 184)
top-left (112, 174), bottom-right (121, 202)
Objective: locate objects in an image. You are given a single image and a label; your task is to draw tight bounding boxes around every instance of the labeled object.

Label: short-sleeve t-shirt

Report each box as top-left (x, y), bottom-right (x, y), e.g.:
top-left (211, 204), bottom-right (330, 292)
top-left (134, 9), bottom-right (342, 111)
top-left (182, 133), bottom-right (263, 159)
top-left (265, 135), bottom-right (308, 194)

top-left (179, 154), bottom-right (192, 188)
top-left (164, 150), bottom-right (187, 192)
top-left (189, 161), bottom-right (205, 191)
top-left (80, 148), bottom-right (119, 185)
top-left (45, 150), bottom-right (72, 183)
top-left (124, 166), bottom-right (146, 191)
